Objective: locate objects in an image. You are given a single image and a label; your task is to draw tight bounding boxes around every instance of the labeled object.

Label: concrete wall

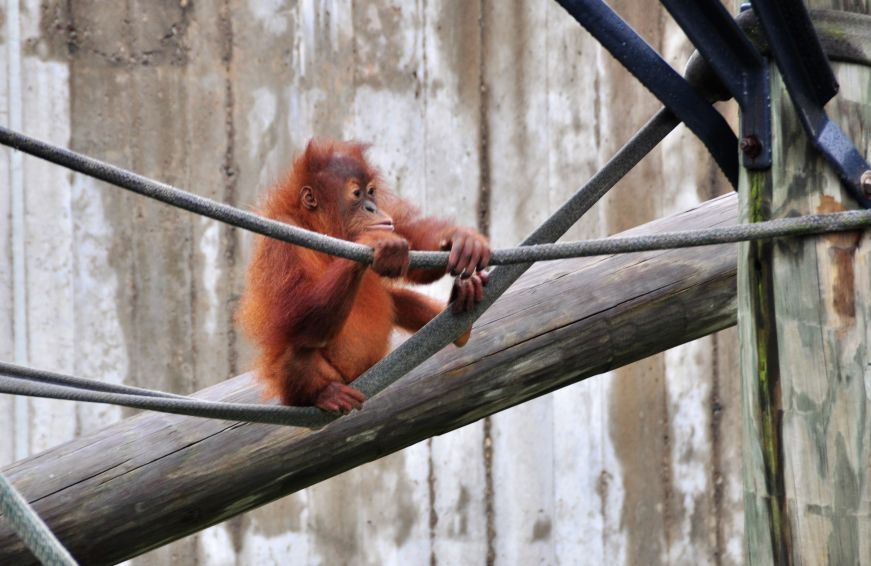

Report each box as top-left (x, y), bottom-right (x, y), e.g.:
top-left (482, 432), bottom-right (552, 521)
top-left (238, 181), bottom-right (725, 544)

top-left (0, 1), bottom-right (743, 564)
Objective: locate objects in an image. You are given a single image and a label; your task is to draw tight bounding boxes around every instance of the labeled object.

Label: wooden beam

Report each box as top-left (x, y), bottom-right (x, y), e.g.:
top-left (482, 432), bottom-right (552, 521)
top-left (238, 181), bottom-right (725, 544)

top-left (738, 16), bottom-right (871, 565)
top-left (0, 193), bottom-right (739, 565)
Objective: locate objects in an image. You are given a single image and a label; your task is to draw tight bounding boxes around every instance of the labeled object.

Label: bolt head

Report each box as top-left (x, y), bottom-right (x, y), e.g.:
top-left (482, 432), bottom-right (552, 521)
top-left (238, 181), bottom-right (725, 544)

top-left (740, 135), bottom-right (762, 160)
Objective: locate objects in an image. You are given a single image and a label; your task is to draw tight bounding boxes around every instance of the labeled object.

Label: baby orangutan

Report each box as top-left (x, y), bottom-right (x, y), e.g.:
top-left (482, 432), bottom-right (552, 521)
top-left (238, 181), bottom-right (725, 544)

top-left (237, 140), bottom-right (489, 413)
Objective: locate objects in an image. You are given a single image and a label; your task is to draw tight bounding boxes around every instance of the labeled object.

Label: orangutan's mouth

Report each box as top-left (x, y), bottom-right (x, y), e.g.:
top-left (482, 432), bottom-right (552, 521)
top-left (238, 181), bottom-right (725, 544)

top-left (366, 222), bottom-right (394, 232)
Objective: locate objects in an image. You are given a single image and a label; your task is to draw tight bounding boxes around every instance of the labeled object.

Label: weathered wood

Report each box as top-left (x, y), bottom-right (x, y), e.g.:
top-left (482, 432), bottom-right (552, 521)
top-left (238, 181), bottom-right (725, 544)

top-left (738, 49), bottom-right (871, 566)
top-left (0, 193), bottom-right (739, 565)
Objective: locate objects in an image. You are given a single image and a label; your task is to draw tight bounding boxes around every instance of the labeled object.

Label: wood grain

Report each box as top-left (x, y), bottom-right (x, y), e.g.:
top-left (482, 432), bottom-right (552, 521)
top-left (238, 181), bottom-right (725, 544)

top-left (0, 193), bottom-right (739, 565)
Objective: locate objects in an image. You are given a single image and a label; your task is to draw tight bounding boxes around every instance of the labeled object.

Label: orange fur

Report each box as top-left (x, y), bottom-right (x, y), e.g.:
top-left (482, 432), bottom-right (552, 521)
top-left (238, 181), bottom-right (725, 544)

top-left (237, 139), bottom-right (487, 409)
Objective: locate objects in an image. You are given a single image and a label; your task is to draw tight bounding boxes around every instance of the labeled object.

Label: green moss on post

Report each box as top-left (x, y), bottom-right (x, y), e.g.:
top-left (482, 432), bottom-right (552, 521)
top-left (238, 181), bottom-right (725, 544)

top-left (739, 41), bottom-right (871, 566)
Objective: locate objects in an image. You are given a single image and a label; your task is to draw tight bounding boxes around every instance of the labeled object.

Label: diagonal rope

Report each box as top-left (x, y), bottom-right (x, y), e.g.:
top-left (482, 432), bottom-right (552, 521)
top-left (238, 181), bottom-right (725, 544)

top-left (0, 126), bottom-right (373, 265)
top-left (353, 108), bottom-right (681, 396)
top-left (0, 472), bottom-right (77, 566)
top-left (0, 107), bottom-right (683, 426)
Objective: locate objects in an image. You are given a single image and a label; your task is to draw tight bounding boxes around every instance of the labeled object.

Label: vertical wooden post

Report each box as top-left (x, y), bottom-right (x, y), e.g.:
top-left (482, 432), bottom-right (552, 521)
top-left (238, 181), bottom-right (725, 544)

top-left (738, 15), bottom-right (871, 565)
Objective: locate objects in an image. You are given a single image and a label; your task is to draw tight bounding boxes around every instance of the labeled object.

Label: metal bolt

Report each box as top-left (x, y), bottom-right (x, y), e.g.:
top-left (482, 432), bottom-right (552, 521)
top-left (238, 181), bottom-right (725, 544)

top-left (739, 135), bottom-right (762, 160)
top-left (862, 170), bottom-right (871, 197)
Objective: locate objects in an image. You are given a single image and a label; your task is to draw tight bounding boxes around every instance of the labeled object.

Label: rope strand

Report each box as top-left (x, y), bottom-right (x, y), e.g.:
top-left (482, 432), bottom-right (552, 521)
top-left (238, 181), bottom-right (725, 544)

top-left (0, 473), bottom-right (77, 566)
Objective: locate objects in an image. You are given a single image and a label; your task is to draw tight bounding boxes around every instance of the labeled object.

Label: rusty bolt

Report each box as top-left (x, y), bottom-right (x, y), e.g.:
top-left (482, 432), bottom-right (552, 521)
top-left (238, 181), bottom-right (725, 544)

top-left (862, 170), bottom-right (871, 197)
top-left (739, 135), bottom-right (762, 160)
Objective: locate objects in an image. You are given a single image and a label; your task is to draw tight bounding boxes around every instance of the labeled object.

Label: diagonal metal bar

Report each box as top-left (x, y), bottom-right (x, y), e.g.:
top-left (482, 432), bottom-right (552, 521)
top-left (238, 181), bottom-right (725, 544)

top-left (554, 0), bottom-right (739, 187)
top-left (660, 0), bottom-right (772, 169)
top-left (750, 0), bottom-right (871, 208)
top-left (751, 0), bottom-right (837, 106)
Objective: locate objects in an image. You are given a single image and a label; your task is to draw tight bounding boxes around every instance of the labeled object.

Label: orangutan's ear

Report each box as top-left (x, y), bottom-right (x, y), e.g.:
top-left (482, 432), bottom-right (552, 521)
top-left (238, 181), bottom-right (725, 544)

top-left (301, 186), bottom-right (317, 210)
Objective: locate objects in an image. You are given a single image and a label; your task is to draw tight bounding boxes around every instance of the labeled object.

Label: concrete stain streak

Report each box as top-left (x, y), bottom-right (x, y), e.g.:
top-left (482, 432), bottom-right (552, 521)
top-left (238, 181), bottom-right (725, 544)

top-left (220, 0), bottom-right (240, 377)
top-left (483, 415), bottom-right (495, 566)
top-left (427, 437), bottom-right (437, 566)
top-left (660, 375), bottom-right (675, 559)
top-left (476, 0), bottom-right (491, 239)
top-left (709, 332), bottom-right (725, 566)
top-left (478, 3), bottom-right (495, 566)
top-left (218, 1), bottom-right (243, 553)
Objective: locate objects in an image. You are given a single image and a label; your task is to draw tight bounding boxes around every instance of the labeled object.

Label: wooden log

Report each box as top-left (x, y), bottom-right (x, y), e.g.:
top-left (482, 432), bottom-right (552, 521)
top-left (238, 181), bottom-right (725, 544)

top-left (738, 24), bottom-right (871, 566)
top-left (0, 193), bottom-right (740, 565)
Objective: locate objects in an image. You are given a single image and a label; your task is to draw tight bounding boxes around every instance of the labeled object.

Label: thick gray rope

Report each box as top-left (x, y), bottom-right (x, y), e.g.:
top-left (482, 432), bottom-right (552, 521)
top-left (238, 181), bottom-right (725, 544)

top-left (0, 121), bottom-right (682, 270)
top-left (0, 126), bottom-right (372, 266)
top-left (0, 472), bottom-right (77, 566)
top-left (0, 375), bottom-right (328, 427)
top-left (0, 108), bottom-right (681, 428)
top-left (9, 204), bottom-right (871, 420)
top-left (0, 362), bottom-right (187, 400)
top-left (490, 207), bottom-right (871, 262)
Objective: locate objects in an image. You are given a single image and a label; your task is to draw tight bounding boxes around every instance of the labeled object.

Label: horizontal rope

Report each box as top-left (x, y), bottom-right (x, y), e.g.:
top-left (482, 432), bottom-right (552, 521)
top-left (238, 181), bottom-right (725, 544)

top-left (5, 125), bottom-right (869, 270)
top-left (0, 472), bottom-right (77, 566)
top-left (489, 207), bottom-right (871, 262)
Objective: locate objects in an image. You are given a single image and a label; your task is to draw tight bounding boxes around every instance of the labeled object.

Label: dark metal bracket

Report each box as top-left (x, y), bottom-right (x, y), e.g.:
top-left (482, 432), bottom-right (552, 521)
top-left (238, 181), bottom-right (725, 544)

top-left (556, 0), bottom-right (871, 206)
top-left (749, 0), bottom-right (871, 208)
top-left (554, 0), bottom-right (740, 189)
top-left (661, 0), bottom-right (771, 170)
